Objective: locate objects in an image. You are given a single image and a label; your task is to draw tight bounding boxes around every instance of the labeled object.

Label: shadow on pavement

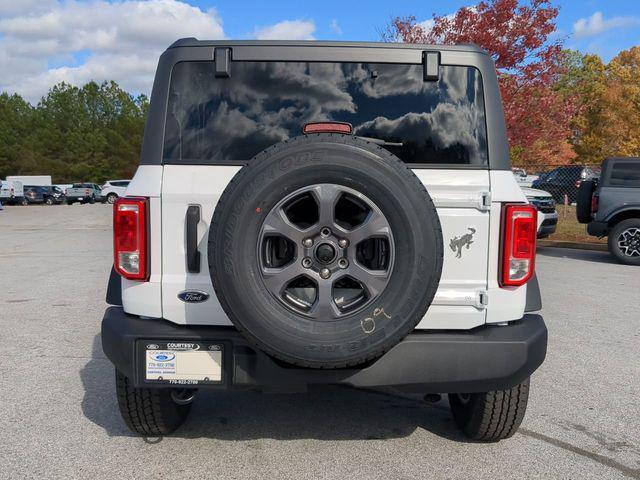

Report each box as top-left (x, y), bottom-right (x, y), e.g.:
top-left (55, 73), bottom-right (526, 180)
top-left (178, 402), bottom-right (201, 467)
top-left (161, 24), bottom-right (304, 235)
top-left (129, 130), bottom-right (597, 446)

top-left (80, 335), bottom-right (134, 437)
top-left (537, 246), bottom-right (617, 265)
top-left (81, 334), bottom-right (464, 442)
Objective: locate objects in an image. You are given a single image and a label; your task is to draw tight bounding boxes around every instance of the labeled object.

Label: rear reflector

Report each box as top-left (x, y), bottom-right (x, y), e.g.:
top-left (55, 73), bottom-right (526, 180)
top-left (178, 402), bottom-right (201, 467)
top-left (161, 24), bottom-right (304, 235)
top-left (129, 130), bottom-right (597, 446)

top-left (501, 203), bottom-right (537, 287)
top-left (303, 122), bottom-right (353, 135)
top-left (591, 193), bottom-right (599, 214)
top-left (114, 197), bottom-right (148, 281)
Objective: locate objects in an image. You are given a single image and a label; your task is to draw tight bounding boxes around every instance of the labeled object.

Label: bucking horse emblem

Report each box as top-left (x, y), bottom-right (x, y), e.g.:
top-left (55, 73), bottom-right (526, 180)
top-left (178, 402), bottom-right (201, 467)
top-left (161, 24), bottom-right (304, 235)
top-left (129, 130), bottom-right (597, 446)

top-left (449, 228), bottom-right (476, 258)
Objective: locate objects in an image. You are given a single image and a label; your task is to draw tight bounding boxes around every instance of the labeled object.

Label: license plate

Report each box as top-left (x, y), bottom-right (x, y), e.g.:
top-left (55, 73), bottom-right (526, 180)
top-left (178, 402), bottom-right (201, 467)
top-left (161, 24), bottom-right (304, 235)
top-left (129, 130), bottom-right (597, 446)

top-left (144, 341), bottom-right (222, 385)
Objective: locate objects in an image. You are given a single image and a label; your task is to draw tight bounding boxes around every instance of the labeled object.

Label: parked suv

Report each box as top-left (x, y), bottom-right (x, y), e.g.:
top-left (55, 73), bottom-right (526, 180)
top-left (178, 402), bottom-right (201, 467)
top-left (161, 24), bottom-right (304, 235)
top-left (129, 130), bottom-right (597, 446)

top-left (102, 40), bottom-right (547, 441)
top-left (577, 157), bottom-right (640, 265)
top-left (101, 180), bottom-right (131, 204)
top-left (532, 165), bottom-right (598, 204)
top-left (24, 185), bottom-right (65, 205)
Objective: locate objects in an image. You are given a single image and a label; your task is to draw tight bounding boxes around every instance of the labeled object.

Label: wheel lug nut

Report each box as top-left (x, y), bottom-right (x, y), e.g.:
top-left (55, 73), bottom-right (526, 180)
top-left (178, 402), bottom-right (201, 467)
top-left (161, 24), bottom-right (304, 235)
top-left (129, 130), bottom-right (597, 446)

top-left (338, 258), bottom-right (348, 269)
top-left (302, 257), bottom-right (312, 268)
top-left (302, 238), bottom-right (313, 248)
top-left (338, 238), bottom-right (348, 248)
top-left (319, 268), bottom-right (331, 279)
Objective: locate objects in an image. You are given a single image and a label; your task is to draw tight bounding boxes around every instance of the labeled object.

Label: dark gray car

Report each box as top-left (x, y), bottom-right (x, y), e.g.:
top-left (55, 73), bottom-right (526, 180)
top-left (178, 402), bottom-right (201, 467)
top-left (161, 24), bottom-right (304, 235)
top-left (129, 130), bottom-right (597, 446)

top-left (577, 157), bottom-right (640, 265)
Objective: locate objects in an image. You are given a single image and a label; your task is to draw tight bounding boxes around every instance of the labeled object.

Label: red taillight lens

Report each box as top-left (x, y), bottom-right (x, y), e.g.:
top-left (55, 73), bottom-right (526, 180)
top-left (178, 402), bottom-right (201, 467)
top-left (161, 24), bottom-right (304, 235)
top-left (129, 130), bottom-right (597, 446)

top-left (303, 121), bottom-right (353, 134)
top-left (113, 197), bottom-right (148, 281)
top-left (501, 204), bottom-right (537, 287)
top-left (591, 194), bottom-right (599, 214)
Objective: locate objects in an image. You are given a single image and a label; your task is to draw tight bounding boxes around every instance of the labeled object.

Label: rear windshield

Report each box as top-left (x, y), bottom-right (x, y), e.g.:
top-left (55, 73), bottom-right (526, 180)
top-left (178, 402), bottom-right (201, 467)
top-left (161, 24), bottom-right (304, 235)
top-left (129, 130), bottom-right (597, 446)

top-left (163, 61), bottom-right (488, 167)
top-left (609, 161), bottom-right (640, 187)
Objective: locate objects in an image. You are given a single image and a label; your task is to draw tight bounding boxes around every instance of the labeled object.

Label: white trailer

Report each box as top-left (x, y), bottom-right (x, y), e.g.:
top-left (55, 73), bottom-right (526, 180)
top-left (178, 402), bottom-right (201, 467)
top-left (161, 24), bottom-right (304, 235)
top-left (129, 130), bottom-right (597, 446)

top-left (6, 175), bottom-right (52, 186)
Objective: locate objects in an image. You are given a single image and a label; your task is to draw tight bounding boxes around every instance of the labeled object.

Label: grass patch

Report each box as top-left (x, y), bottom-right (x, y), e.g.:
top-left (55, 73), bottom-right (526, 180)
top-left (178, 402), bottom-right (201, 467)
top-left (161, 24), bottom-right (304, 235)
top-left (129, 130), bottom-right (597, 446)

top-left (548, 205), bottom-right (605, 244)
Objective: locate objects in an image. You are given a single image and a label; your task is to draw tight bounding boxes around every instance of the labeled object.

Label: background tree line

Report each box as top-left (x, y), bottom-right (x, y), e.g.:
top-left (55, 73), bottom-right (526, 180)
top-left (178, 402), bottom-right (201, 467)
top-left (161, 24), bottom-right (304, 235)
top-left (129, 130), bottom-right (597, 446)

top-left (0, 81), bottom-right (148, 183)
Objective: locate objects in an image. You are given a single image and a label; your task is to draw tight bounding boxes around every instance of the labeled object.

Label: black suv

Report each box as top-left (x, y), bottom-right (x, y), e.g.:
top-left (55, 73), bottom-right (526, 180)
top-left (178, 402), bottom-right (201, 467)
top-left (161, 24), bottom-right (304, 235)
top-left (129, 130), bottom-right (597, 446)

top-left (577, 157), bottom-right (640, 265)
top-left (532, 165), bottom-right (598, 204)
top-left (24, 185), bottom-right (66, 205)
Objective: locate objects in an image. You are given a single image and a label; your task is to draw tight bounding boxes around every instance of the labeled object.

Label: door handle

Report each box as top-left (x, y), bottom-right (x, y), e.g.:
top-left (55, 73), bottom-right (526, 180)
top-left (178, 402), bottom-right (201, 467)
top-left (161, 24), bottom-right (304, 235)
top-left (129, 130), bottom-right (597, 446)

top-left (186, 205), bottom-right (201, 273)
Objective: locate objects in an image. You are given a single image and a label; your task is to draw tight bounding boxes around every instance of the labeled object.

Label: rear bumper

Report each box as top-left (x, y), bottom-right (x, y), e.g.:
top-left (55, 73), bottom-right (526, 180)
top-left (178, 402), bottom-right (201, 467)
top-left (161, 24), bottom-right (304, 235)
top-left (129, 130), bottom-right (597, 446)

top-left (537, 212), bottom-right (558, 238)
top-left (101, 307), bottom-right (547, 394)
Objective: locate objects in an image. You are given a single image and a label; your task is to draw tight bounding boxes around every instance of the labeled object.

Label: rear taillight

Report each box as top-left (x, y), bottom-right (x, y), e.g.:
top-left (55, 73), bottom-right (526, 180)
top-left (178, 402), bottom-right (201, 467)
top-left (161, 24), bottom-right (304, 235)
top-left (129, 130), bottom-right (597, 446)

top-left (591, 193), bottom-right (599, 214)
top-left (114, 197), bottom-right (148, 280)
top-left (501, 204), bottom-right (537, 287)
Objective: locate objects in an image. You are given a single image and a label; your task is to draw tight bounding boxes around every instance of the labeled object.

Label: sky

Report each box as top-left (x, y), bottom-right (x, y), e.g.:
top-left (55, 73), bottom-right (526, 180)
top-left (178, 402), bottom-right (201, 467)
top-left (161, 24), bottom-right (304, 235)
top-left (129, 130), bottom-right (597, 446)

top-left (0, 0), bottom-right (638, 103)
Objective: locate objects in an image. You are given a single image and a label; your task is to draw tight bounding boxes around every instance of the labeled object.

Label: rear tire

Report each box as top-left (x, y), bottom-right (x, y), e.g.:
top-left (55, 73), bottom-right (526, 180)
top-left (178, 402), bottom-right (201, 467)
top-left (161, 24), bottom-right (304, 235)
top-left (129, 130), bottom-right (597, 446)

top-left (45, 197), bottom-right (54, 205)
top-left (107, 193), bottom-right (118, 204)
top-left (67, 200), bottom-right (74, 205)
top-left (21, 198), bottom-right (28, 206)
top-left (115, 370), bottom-right (192, 436)
top-left (608, 218), bottom-right (640, 266)
top-left (448, 378), bottom-right (530, 441)
top-left (89, 195), bottom-right (96, 204)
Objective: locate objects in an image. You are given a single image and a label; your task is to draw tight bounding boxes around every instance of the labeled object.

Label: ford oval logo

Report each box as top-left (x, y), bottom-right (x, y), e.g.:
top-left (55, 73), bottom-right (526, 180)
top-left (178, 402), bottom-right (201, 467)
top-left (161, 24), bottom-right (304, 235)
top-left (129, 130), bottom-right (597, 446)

top-left (151, 352), bottom-right (175, 362)
top-left (178, 290), bottom-right (210, 303)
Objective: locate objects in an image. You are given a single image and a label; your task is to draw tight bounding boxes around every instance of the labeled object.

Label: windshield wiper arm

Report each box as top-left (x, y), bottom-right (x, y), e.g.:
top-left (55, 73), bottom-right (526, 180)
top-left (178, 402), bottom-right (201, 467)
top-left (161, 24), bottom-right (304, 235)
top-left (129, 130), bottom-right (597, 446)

top-left (356, 136), bottom-right (403, 147)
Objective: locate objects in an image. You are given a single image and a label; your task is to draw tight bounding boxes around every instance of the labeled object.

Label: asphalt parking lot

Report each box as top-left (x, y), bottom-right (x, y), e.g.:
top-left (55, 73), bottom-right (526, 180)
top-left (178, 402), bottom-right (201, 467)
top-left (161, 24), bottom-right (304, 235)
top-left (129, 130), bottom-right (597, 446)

top-left (1, 205), bottom-right (639, 480)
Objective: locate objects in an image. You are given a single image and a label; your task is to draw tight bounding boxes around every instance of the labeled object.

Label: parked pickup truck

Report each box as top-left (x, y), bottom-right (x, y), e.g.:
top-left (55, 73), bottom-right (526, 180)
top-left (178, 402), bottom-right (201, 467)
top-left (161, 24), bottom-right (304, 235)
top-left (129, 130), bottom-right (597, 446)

top-left (65, 183), bottom-right (102, 205)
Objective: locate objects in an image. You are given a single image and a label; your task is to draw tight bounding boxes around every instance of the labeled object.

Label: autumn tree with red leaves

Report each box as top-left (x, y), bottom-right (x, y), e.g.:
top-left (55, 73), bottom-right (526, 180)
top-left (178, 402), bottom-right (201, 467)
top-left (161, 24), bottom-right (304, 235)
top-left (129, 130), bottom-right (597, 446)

top-left (384, 0), bottom-right (576, 166)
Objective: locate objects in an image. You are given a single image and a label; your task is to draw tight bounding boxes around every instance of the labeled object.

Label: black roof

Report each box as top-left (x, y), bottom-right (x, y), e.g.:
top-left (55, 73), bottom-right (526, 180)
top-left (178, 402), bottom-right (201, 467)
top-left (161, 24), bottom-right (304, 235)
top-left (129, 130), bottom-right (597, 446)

top-left (167, 38), bottom-right (487, 55)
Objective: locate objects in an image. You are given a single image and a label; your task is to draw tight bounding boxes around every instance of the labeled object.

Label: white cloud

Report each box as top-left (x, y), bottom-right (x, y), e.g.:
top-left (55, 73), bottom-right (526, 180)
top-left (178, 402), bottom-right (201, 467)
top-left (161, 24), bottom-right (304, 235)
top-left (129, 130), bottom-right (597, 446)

top-left (573, 12), bottom-right (640, 39)
top-left (0, 0), bottom-right (225, 103)
top-left (329, 19), bottom-right (342, 36)
top-left (417, 18), bottom-right (435, 32)
top-left (253, 19), bottom-right (315, 40)
top-left (0, 0), bottom-right (57, 17)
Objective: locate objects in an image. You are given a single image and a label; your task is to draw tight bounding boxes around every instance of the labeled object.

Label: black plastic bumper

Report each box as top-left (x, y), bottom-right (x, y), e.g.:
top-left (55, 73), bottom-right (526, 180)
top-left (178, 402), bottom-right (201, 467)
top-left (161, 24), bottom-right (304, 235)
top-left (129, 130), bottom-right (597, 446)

top-left (101, 307), bottom-right (547, 394)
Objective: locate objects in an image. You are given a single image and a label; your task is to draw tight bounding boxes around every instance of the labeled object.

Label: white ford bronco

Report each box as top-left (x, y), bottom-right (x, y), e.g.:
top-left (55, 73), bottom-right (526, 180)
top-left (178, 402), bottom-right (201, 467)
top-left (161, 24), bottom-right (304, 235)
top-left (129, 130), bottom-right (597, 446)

top-left (102, 40), bottom-right (547, 441)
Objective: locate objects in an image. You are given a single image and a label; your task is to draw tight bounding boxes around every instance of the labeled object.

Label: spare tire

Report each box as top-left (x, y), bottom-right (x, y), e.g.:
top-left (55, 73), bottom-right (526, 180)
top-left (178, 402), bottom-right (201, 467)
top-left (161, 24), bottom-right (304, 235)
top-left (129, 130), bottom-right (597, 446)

top-left (208, 134), bottom-right (443, 368)
top-left (576, 179), bottom-right (596, 224)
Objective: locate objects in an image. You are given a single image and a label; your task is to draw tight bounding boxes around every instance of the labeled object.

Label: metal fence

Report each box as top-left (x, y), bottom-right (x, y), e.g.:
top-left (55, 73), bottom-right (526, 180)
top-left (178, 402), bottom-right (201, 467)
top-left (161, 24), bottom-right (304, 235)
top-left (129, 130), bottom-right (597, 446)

top-left (513, 164), bottom-right (602, 241)
top-left (513, 164), bottom-right (601, 205)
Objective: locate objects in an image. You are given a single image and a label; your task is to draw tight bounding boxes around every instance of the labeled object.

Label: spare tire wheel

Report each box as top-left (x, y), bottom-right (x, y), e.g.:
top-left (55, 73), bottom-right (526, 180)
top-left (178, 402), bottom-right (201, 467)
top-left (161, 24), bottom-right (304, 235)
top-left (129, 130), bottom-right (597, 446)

top-left (209, 134), bottom-right (443, 368)
top-left (576, 179), bottom-right (596, 224)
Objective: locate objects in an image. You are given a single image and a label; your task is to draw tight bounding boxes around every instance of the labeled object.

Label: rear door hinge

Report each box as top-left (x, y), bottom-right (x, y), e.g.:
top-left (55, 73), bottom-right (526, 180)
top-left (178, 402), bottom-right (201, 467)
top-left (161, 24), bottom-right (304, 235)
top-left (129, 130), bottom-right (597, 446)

top-left (422, 51), bottom-right (440, 81)
top-left (215, 47), bottom-right (231, 78)
top-left (476, 290), bottom-right (489, 308)
top-left (433, 289), bottom-right (489, 309)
